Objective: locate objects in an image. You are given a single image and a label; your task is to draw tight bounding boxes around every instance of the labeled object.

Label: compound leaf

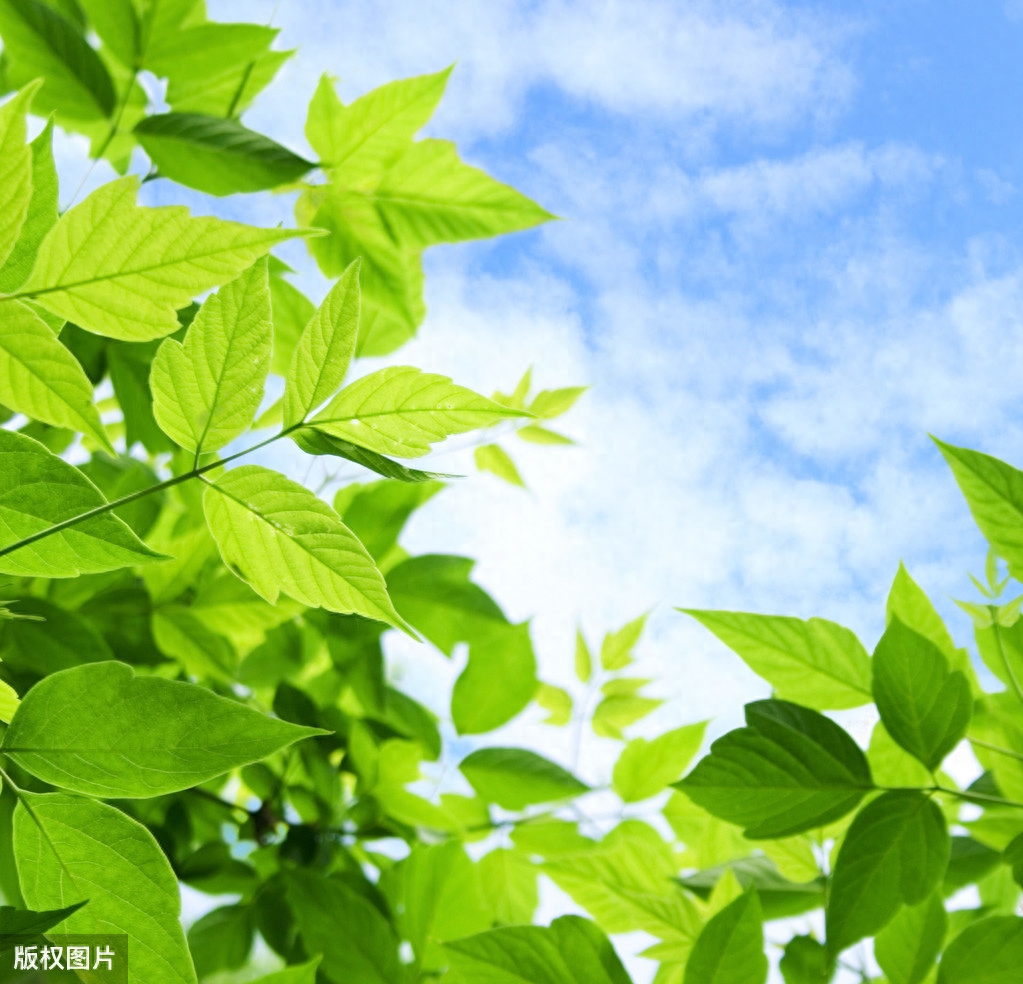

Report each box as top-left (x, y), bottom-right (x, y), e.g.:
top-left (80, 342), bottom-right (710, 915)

top-left (203, 464), bottom-right (409, 631)
top-left (0, 428), bottom-right (163, 577)
top-left (3, 660), bottom-right (324, 797)
top-left (135, 113), bottom-right (315, 196)
top-left (826, 791), bottom-right (949, 957)
top-left (311, 365), bottom-right (526, 458)
top-left (151, 259), bottom-right (272, 452)
top-left (20, 176), bottom-right (302, 341)
top-left (682, 610), bottom-right (872, 710)
top-left (678, 699), bottom-right (872, 839)
top-left (14, 792), bottom-right (197, 984)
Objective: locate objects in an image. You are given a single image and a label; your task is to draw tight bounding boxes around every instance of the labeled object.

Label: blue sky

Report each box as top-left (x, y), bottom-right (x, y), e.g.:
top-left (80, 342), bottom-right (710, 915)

top-left (47, 1), bottom-right (1023, 978)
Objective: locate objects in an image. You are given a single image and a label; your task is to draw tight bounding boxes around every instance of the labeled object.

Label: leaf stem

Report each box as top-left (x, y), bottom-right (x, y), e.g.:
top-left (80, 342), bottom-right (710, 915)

top-left (0, 427), bottom-right (297, 564)
top-left (933, 783), bottom-right (1023, 810)
top-left (969, 737), bottom-right (1023, 765)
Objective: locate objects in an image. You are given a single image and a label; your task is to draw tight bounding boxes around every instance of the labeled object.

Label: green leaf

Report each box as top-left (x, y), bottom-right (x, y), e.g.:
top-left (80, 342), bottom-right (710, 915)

top-left (874, 892), bottom-right (947, 984)
top-left (0, 428), bottom-right (164, 577)
top-left (678, 856), bottom-right (824, 921)
top-left (826, 790), bottom-right (949, 957)
top-left (0, 0), bottom-right (115, 120)
top-left (575, 628), bottom-right (592, 682)
top-left (518, 424), bottom-right (574, 445)
top-left (311, 365), bottom-right (526, 458)
top-left (336, 479), bottom-right (443, 565)
top-left (529, 387), bottom-right (587, 419)
top-left (937, 916), bottom-right (1023, 983)
top-left (0, 299), bottom-right (112, 449)
top-left (249, 960), bottom-right (322, 984)
top-left (682, 610), bottom-right (872, 710)
top-left (14, 792), bottom-right (197, 984)
top-left (188, 903), bottom-right (254, 978)
top-left (452, 621), bottom-right (539, 734)
top-left (778, 936), bottom-right (829, 984)
top-left (286, 870), bottom-right (401, 984)
top-left (476, 443), bottom-right (526, 487)
top-left (3, 660), bottom-right (324, 796)
top-left (613, 722), bottom-right (707, 803)
top-left (0, 116), bottom-right (58, 292)
top-left (151, 605), bottom-right (238, 680)
top-left (203, 464), bottom-right (409, 631)
top-left (935, 439), bottom-right (1023, 578)
top-left (479, 849), bottom-right (539, 925)
top-left (0, 84), bottom-right (36, 270)
top-left (872, 616), bottom-right (972, 771)
top-left (592, 693), bottom-right (662, 740)
top-left (283, 258), bottom-right (360, 427)
top-left (459, 747), bottom-right (589, 810)
top-left (0, 596), bottom-right (112, 675)
top-left (678, 699), bottom-right (873, 839)
top-left (307, 69), bottom-right (450, 179)
top-left (444, 914), bottom-right (632, 984)
top-left (135, 113), bottom-right (315, 196)
top-left (293, 427), bottom-right (448, 484)
top-left (683, 888), bottom-right (767, 984)
top-left (0, 900), bottom-right (86, 942)
top-left (19, 176), bottom-right (303, 341)
top-left (601, 614), bottom-right (646, 670)
top-left (361, 138), bottom-right (553, 246)
top-left (77, 0), bottom-right (138, 68)
top-left (151, 259), bottom-right (271, 452)
top-left (269, 262), bottom-right (315, 375)
top-left (537, 683), bottom-right (573, 726)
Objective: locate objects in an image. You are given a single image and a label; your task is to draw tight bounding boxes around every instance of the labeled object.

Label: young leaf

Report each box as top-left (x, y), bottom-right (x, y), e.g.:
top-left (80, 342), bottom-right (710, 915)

top-left (518, 424), bottom-right (574, 445)
top-left (0, 117), bottom-right (58, 293)
top-left (151, 259), bottom-right (272, 452)
top-left (293, 428), bottom-right (448, 483)
top-left (0, 429), bottom-right (164, 577)
top-left (307, 69), bottom-right (451, 178)
top-left (684, 888), bottom-right (767, 984)
top-left (76, 0), bottom-right (138, 68)
top-left (3, 660), bottom-right (325, 797)
top-left (135, 114), bottom-right (315, 196)
top-left (475, 443), bottom-right (526, 487)
top-left (938, 916), bottom-right (1023, 983)
top-left (778, 936), bottom-right (829, 984)
top-left (934, 439), bottom-right (1023, 577)
top-left (451, 622), bottom-right (538, 734)
top-left (0, 83), bottom-right (36, 269)
top-left (444, 914), bottom-right (632, 984)
top-left (478, 849), bottom-right (539, 925)
top-left (286, 870), bottom-right (401, 984)
top-left (612, 722), bottom-right (707, 803)
top-left (530, 386), bottom-right (588, 419)
top-left (283, 258), bottom-right (360, 426)
top-left (363, 138), bottom-right (554, 246)
top-left (0, 0), bottom-right (115, 120)
top-left (872, 616), bottom-right (972, 771)
top-left (682, 610), bottom-right (872, 710)
top-left (678, 699), bottom-right (873, 839)
top-left (826, 790), bottom-right (949, 957)
top-left (601, 614), bottom-right (647, 670)
top-left (459, 747), bottom-right (589, 809)
top-left (0, 299), bottom-right (112, 449)
top-left (537, 683), bottom-right (573, 726)
top-left (310, 365), bottom-right (527, 458)
top-left (874, 892), bottom-right (947, 984)
top-left (203, 464), bottom-right (410, 632)
top-left (14, 792), bottom-right (197, 984)
top-left (575, 628), bottom-right (593, 682)
top-left (19, 176), bottom-right (302, 341)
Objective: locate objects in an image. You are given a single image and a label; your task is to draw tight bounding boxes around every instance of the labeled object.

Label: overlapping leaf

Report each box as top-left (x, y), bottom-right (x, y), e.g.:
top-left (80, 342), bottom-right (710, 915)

top-left (0, 84), bottom-right (36, 269)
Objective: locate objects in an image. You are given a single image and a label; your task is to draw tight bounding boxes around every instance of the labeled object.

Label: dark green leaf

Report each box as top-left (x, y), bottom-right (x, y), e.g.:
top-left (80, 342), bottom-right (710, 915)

top-left (0, 596), bottom-right (113, 676)
top-left (826, 791), bottom-right (949, 957)
top-left (0, 901), bottom-right (86, 947)
top-left (778, 936), bottom-right (829, 984)
top-left (874, 892), bottom-right (946, 984)
top-left (873, 616), bottom-right (971, 771)
top-left (187, 904), bottom-right (254, 979)
top-left (684, 888), bottom-right (767, 984)
top-left (135, 113), bottom-right (315, 196)
top-left (678, 699), bottom-right (873, 839)
top-left (294, 428), bottom-right (450, 484)
top-left (460, 747), bottom-right (589, 810)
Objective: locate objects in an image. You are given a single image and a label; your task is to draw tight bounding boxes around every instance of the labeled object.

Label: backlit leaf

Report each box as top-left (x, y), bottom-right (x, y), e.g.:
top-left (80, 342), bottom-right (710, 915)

top-left (874, 892), bottom-right (947, 984)
top-left (311, 365), bottom-right (526, 458)
top-left (684, 888), bottom-right (767, 984)
top-left (14, 792), bottom-right (197, 984)
top-left (0, 83), bottom-right (36, 269)
top-left (678, 699), bottom-right (873, 839)
top-left (203, 464), bottom-right (409, 631)
top-left (613, 722), bottom-right (707, 803)
top-left (460, 747), bottom-right (589, 810)
top-left (3, 660), bottom-right (325, 797)
top-left (151, 259), bottom-right (271, 452)
top-left (0, 428), bottom-right (164, 577)
top-left (937, 916), bottom-right (1023, 984)
top-left (19, 176), bottom-right (302, 341)
top-left (475, 443), bottom-right (526, 487)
